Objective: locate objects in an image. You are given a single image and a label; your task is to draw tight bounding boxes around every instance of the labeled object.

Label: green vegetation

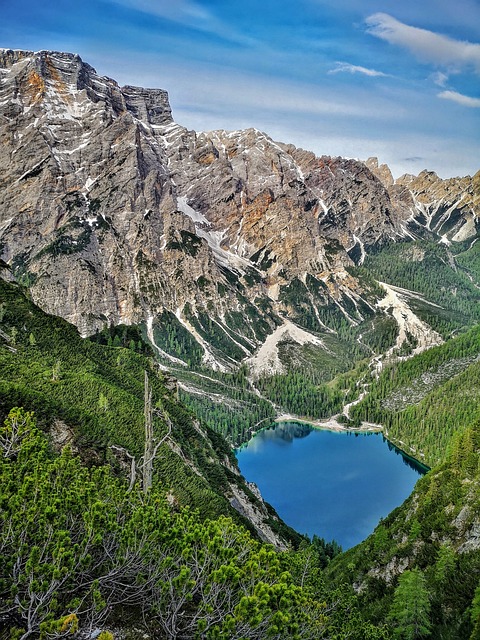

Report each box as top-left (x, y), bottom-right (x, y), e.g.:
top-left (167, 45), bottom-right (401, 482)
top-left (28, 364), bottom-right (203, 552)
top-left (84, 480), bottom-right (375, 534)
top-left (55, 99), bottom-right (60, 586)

top-left (33, 219), bottom-right (93, 259)
top-left (174, 366), bottom-right (275, 446)
top-left (0, 280), bottom-right (288, 535)
top-left (1, 407), bottom-right (379, 639)
top-left (183, 304), bottom-right (248, 363)
top-left (326, 420), bottom-right (480, 639)
top-left (2, 231), bottom-right (480, 638)
top-left (150, 310), bottom-right (204, 366)
top-left (454, 238), bottom-right (480, 286)
top-left (349, 324), bottom-right (480, 466)
top-left (363, 240), bottom-right (480, 335)
top-left (166, 229), bottom-right (203, 257)
top-left (89, 323), bottom-right (154, 356)
top-left (387, 569), bottom-right (431, 639)
top-left (256, 372), bottom-right (344, 419)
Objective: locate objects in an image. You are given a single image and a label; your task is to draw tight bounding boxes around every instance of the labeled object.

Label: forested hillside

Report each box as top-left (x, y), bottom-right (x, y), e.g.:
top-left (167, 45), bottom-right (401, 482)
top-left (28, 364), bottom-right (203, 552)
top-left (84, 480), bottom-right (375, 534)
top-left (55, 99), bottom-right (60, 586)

top-left (350, 324), bottom-right (480, 466)
top-left (0, 278), bottom-right (296, 544)
top-left (0, 280), bottom-right (393, 639)
top-left (170, 237), bottom-right (480, 447)
top-left (0, 407), bottom-right (392, 639)
top-left (326, 421), bottom-right (480, 640)
top-left (1, 280), bottom-right (480, 638)
top-left (363, 240), bottom-right (480, 336)
top-left (323, 319), bottom-right (480, 640)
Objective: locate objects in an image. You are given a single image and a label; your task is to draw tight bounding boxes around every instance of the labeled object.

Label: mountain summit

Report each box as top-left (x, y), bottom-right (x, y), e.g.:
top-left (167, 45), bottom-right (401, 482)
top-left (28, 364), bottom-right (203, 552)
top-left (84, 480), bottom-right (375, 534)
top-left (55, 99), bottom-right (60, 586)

top-left (0, 49), bottom-right (478, 372)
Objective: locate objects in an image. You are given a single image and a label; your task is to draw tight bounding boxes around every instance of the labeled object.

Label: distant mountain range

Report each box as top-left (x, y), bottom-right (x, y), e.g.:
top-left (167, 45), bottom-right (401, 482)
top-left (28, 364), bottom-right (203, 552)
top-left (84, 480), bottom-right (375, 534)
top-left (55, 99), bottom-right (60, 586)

top-left (0, 49), bottom-right (478, 377)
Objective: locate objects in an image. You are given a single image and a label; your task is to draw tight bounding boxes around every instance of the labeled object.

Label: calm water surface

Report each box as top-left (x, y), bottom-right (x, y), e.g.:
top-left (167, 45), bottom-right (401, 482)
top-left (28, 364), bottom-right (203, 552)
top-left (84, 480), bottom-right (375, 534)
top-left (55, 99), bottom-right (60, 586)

top-left (236, 422), bottom-right (426, 549)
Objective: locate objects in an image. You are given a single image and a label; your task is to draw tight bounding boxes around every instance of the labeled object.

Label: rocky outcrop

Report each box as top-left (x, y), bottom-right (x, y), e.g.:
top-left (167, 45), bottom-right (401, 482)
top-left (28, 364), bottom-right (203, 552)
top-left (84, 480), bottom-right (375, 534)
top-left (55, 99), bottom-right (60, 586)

top-left (0, 49), bottom-right (477, 366)
top-left (228, 482), bottom-right (288, 549)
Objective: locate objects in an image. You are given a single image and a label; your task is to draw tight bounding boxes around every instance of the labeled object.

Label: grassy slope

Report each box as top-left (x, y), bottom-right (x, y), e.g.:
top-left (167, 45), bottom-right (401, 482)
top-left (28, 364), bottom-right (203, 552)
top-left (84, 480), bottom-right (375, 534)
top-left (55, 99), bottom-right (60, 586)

top-left (0, 278), bottom-right (299, 543)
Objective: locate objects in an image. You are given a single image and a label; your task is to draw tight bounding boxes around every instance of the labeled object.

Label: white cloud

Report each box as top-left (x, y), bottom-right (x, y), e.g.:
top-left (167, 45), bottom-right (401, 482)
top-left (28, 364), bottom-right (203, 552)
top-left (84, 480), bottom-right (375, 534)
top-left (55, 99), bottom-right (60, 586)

top-left (111, 0), bottom-right (211, 24)
top-left (366, 13), bottom-right (480, 73)
top-left (438, 90), bottom-right (480, 107)
top-left (430, 71), bottom-right (449, 87)
top-left (328, 62), bottom-right (388, 77)
top-left (107, 0), bottom-right (255, 46)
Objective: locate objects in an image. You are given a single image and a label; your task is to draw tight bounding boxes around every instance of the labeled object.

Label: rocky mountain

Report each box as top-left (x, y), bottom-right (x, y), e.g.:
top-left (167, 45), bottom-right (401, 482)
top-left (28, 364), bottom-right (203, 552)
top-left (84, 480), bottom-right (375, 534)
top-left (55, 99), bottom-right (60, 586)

top-left (0, 48), bottom-right (478, 379)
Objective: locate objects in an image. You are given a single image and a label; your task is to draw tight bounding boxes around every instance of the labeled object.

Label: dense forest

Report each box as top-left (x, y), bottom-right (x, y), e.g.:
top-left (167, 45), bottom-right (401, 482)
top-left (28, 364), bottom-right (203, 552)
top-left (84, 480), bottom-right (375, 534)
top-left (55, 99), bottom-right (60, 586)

top-left (363, 240), bottom-right (480, 333)
top-left (0, 281), bottom-right (393, 638)
top-left (1, 231), bottom-right (480, 639)
top-left (349, 324), bottom-right (480, 466)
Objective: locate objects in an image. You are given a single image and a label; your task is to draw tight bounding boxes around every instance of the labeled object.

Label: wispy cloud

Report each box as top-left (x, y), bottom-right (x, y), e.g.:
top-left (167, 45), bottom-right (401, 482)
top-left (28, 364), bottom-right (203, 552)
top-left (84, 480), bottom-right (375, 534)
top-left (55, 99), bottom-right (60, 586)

top-left (110, 0), bottom-right (212, 26)
top-left (430, 71), bottom-right (449, 87)
top-left (328, 62), bottom-right (388, 77)
top-left (108, 0), bottom-right (256, 46)
top-left (438, 90), bottom-right (480, 107)
top-left (365, 13), bottom-right (480, 73)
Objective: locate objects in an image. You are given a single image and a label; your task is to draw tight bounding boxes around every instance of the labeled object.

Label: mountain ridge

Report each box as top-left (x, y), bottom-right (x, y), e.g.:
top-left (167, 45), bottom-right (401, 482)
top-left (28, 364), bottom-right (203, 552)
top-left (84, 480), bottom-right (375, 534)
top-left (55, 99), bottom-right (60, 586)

top-left (0, 48), bottom-right (477, 357)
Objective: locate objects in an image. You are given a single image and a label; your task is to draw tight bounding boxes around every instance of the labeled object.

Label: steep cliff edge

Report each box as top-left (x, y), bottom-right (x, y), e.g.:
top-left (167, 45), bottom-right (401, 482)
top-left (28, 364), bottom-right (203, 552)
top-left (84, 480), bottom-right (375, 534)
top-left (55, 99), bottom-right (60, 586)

top-left (1, 49), bottom-right (477, 373)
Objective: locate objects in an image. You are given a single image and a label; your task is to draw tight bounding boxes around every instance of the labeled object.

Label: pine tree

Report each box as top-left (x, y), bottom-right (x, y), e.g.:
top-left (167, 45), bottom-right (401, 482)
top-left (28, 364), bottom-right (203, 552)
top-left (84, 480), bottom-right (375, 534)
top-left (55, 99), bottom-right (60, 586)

top-left (388, 569), bottom-right (431, 639)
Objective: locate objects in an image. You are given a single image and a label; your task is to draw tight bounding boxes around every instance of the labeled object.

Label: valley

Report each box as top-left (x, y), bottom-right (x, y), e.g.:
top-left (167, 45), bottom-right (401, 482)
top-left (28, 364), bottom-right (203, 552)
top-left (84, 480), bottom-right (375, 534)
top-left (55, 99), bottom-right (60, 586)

top-left (0, 48), bottom-right (479, 639)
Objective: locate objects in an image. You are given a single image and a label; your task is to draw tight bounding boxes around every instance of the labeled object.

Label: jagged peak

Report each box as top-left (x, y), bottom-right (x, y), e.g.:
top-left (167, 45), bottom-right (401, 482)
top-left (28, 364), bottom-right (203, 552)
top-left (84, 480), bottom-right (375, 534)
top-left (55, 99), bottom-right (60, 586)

top-left (0, 47), bottom-right (173, 126)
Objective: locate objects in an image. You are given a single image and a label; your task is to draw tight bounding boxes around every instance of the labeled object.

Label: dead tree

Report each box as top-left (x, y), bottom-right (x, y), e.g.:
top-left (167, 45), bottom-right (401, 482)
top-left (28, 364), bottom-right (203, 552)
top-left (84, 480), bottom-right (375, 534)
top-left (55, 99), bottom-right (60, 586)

top-left (142, 371), bottom-right (172, 493)
top-left (110, 370), bottom-right (172, 493)
top-left (143, 371), bottom-right (154, 492)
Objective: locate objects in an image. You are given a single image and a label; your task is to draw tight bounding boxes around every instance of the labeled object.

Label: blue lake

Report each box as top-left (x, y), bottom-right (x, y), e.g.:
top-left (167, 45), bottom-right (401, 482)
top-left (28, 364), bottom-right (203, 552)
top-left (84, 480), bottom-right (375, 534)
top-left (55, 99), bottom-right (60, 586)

top-left (236, 422), bottom-right (427, 549)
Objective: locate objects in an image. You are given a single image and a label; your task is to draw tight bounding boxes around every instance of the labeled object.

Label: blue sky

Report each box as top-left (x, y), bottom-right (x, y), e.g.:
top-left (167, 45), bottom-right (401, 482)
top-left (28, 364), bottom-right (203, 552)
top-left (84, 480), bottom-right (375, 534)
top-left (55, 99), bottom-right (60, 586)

top-left (1, 0), bottom-right (479, 178)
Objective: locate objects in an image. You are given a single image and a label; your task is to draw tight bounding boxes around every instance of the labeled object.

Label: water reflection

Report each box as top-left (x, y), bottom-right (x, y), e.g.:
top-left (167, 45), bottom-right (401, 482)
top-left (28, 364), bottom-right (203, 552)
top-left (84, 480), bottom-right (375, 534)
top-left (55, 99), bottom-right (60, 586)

top-left (236, 421), bottom-right (427, 549)
top-left (385, 438), bottom-right (430, 474)
top-left (241, 422), bottom-right (312, 452)
top-left (263, 422), bottom-right (313, 442)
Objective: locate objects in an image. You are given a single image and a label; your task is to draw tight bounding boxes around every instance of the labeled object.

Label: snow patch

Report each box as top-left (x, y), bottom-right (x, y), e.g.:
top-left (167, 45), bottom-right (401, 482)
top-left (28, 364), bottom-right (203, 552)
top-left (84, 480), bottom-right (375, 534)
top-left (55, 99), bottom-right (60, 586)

top-left (176, 195), bottom-right (255, 275)
top-left (318, 199), bottom-right (329, 216)
top-left (83, 177), bottom-right (96, 192)
top-left (177, 195), bottom-right (210, 226)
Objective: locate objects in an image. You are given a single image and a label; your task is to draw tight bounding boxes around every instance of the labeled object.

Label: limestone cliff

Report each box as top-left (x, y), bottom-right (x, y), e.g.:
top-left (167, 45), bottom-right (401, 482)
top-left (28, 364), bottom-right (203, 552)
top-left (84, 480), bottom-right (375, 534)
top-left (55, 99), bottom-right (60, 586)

top-left (0, 49), bottom-right (478, 369)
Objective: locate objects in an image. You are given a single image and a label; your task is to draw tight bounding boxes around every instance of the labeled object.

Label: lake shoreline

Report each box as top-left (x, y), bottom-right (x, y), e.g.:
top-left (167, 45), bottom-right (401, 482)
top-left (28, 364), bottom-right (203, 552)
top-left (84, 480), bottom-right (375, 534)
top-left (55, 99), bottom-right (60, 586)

top-left (236, 420), bottom-right (425, 549)
top-left (250, 414), bottom-right (430, 471)
top-left (274, 413), bottom-right (383, 434)
top-left (245, 413), bottom-right (429, 472)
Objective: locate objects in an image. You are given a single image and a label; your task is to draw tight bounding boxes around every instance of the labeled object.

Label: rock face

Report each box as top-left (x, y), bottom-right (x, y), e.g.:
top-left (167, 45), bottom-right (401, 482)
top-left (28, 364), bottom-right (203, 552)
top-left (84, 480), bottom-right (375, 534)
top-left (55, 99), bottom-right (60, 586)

top-left (394, 170), bottom-right (479, 242)
top-left (0, 49), bottom-right (478, 367)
